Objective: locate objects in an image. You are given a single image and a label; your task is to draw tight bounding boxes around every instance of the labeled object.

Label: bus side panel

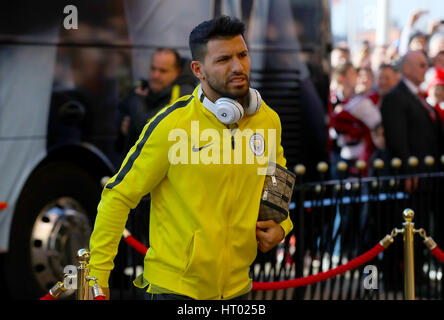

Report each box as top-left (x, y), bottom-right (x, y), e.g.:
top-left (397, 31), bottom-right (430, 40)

top-left (0, 30), bottom-right (58, 250)
top-left (0, 141), bottom-right (47, 251)
top-left (123, 0), bottom-right (211, 81)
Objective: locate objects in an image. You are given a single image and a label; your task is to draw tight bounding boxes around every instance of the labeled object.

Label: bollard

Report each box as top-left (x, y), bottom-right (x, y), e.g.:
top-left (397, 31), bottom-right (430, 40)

top-left (76, 248), bottom-right (90, 300)
top-left (373, 158), bottom-right (384, 170)
top-left (100, 176), bottom-right (111, 188)
top-left (336, 160), bottom-right (347, 174)
top-left (424, 155), bottom-right (435, 167)
top-left (402, 209), bottom-right (415, 300)
top-left (355, 159), bottom-right (366, 172)
top-left (294, 164), bottom-right (306, 176)
top-left (408, 156), bottom-right (419, 168)
top-left (316, 161), bottom-right (328, 174)
top-left (336, 161), bottom-right (347, 192)
top-left (391, 158), bottom-right (402, 170)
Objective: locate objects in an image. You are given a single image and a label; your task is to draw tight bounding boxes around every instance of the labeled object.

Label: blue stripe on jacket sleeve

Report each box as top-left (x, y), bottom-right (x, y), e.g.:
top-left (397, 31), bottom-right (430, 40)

top-left (106, 96), bottom-right (193, 190)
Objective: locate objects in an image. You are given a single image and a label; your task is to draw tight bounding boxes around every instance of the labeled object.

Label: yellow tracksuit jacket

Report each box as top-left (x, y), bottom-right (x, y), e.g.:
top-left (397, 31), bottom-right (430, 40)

top-left (89, 85), bottom-right (293, 300)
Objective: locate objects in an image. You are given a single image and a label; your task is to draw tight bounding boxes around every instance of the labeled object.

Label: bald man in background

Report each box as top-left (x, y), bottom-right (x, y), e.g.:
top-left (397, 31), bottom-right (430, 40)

top-left (118, 48), bottom-right (196, 151)
top-left (381, 51), bottom-right (444, 178)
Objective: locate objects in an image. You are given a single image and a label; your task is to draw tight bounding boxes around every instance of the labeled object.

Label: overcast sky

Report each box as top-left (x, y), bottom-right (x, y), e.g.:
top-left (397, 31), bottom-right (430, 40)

top-left (331, 0), bottom-right (444, 40)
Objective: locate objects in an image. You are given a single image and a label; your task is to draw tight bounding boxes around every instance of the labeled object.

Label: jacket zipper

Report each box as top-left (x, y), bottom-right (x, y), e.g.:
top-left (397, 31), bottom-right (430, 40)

top-left (220, 124), bottom-right (238, 299)
top-left (262, 188), bottom-right (290, 203)
top-left (228, 124), bottom-right (238, 150)
top-left (221, 159), bottom-right (235, 300)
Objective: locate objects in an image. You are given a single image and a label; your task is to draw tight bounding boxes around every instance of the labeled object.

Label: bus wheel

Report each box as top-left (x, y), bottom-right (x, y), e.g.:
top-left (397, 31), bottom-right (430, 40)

top-left (4, 162), bottom-right (101, 299)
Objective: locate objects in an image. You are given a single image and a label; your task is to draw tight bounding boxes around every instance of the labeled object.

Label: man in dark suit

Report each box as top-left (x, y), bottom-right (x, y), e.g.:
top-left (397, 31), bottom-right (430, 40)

top-left (381, 50), bottom-right (443, 179)
top-left (380, 52), bottom-right (444, 288)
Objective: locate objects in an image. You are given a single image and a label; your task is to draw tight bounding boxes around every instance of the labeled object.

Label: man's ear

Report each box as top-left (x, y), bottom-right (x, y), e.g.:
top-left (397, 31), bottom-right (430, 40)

top-left (191, 61), bottom-right (205, 81)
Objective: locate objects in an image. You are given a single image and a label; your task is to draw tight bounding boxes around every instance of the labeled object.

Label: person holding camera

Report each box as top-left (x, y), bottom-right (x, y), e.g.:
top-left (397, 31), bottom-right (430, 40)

top-left (118, 48), bottom-right (196, 151)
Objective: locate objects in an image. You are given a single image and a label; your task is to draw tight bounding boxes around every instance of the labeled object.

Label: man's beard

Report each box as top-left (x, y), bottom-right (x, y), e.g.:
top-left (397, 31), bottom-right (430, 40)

top-left (205, 72), bottom-right (250, 100)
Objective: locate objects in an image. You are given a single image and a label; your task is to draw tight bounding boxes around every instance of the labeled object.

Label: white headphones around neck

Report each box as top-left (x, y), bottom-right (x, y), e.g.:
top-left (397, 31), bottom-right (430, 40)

top-left (198, 85), bottom-right (262, 125)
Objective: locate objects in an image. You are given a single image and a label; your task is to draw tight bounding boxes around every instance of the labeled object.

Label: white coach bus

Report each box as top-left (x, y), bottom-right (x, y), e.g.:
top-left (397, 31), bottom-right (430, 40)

top-left (0, 0), bottom-right (331, 298)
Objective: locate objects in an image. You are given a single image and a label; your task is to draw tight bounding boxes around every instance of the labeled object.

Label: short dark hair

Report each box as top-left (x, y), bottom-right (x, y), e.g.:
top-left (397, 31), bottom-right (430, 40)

top-left (378, 63), bottom-right (398, 73)
top-left (332, 62), bottom-right (355, 81)
top-left (357, 66), bottom-right (373, 75)
top-left (154, 48), bottom-right (183, 69)
top-left (409, 31), bottom-right (428, 45)
top-left (189, 15), bottom-right (246, 61)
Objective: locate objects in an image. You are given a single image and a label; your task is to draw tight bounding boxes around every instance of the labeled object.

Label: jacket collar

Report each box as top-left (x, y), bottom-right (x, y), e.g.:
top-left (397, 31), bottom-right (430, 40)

top-left (402, 78), bottom-right (420, 96)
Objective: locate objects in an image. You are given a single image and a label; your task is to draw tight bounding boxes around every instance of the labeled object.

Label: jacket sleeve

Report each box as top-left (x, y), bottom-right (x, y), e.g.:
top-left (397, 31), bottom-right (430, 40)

top-left (381, 93), bottom-right (410, 164)
top-left (88, 108), bottom-right (175, 288)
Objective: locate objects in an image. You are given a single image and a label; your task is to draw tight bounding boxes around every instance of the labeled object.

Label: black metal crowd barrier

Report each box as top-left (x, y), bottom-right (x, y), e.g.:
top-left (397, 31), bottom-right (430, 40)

top-left (111, 156), bottom-right (444, 300)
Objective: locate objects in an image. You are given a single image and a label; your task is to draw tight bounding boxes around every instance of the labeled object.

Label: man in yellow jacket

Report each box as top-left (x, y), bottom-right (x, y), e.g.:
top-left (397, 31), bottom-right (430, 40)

top-left (88, 15), bottom-right (293, 300)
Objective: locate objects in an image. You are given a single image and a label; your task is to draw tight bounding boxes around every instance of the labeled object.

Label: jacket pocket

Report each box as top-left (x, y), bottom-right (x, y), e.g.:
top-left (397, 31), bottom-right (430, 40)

top-left (183, 232), bottom-right (197, 274)
top-left (182, 230), bottom-right (211, 279)
top-left (180, 230), bottom-right (221, 298)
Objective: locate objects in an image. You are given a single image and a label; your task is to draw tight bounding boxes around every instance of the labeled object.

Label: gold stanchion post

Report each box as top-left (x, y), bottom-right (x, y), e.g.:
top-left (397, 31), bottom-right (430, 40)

top-left (76, 248), bottom-right (90, 300)
top-left (402, 209), bottom-right (415, 300)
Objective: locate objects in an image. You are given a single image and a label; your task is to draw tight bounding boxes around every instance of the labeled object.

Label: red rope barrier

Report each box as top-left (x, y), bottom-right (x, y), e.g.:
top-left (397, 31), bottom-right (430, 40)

top-left (431, 246), bottom-right (444, 264)
top-left (123, 234), bottom-right (148, 256)
top-left (122, 231), bottom-right (386, 291)
top-left (0, 202), bottom-right (7, 210)
top-left (40, 292), bottom-right (107, 300)
top-left (253, 243), bottom-right (384, 290)
top-left (40, 293), bottom-right (56, 300)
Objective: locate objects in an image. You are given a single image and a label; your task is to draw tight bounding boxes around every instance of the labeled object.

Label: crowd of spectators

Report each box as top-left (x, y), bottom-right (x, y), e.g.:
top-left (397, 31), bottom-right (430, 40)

top-left (328, 10), bottom-right (444, 178)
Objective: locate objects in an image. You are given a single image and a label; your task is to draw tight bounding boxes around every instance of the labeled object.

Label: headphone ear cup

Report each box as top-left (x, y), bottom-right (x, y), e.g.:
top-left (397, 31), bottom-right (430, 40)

top-left (245, 88), bottom-right (262, 115)
top-left (215, 98), bottom-right (244, 124)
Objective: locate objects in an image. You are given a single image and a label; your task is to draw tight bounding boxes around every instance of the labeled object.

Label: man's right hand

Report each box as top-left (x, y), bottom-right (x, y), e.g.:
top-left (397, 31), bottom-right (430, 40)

top-left (135, 85), bottom-right (149, 97)
top-left (409, 9), bottom-right (428, 27)
top-left (256, 220), bottom-right (285, 253)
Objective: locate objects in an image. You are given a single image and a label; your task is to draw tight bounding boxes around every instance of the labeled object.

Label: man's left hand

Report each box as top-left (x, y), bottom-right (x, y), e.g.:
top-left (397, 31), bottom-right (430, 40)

top-left (256, 220), bottom-right (285, 253)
